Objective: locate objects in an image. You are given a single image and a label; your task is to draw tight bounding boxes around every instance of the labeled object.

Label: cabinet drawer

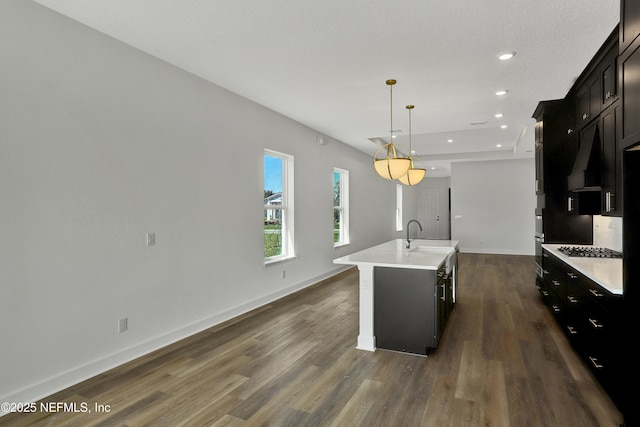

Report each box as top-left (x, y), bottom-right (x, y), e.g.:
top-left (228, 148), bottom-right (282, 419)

top-left (566, 270), bottom-right (622, 314)
top-left (544, 262), bottom-right (566, 299)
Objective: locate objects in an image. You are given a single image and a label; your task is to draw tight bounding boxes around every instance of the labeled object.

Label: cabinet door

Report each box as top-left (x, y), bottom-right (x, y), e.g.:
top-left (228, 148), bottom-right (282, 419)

top-left (600, 102), bottom-right (622, 216)
top-left (575, 76), bottom-right (601, 129)
top-left (601, 47), bottom-right (618, 109)
top-left (621, 0), bottom-right (640, 53)
top-left (619, 36), bottom-right (640, 149)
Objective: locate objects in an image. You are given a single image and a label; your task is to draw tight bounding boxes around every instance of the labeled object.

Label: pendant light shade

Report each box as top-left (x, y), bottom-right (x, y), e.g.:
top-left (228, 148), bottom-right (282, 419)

top-left (398, 159), bottom-right (426, 185)
top-left (374, 143), bottom-right (412, 180)
top-left (398, 104), bottom-right (426, 186)
top-left (373, 79), bottom-right (411, 180)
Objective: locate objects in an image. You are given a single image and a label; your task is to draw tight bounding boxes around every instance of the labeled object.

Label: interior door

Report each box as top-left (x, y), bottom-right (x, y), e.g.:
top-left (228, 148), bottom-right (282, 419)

top-left (418, 188), bottom-right (450, 239)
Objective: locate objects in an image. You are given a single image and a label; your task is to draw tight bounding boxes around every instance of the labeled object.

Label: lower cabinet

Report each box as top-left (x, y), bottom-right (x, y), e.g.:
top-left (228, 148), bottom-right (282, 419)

top-left (374, 264), bottom-right (452, 355)
top-left (538, 250), bottom-right (622, 408)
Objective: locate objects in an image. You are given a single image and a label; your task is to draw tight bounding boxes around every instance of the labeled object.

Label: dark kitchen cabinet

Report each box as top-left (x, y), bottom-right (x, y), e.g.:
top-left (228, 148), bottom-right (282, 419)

top-left (620, 0), bottom-right (640, 53)
top-left (564, 267), bottom-right (622, 407)
top-left (373, 264), bottom-right (452, 355)
top-left (600, 101), bottom-right (622, 216)
top-left (575, 74), bottom-right (601, 129)
top-left (533, 101), bottom-right (593, 244)
top-left (619, 35), bottom-right (640, 149)
top-left (601, 43), bottom-right (619, 109)
top-left (538, 249), bottom-right (623, 409)
top-left (534, 120), bottom-right (544, 195)
top-left (573, 31), bottom-right (618, 131)
top-left (540, 251), bottom-right (567, 322)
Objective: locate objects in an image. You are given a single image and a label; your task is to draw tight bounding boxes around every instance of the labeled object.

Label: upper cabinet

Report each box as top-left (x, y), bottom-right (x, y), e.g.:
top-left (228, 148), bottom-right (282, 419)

top-left (601, 44), bottom-right (619, 109)
top-left (619, 36), bottom-right (640, 149)
top-left (620, 0), bottom-right (640, 149)
top-left (600, 101), bottom-right (622, 216)
top-left (620, 0), bottom-right (640, 53)
top-left (572, 29), bottom-right (619, 132)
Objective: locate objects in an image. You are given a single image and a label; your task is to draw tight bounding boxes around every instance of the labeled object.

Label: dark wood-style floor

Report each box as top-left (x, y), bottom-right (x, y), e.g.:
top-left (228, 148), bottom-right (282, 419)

top-left (1, 254), bottom-right (623, 426)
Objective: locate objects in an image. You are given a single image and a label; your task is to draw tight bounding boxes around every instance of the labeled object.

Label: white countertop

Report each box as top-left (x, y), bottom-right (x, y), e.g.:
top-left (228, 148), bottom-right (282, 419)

top-left (542, 244), bottom-right (622, 295)
top-left (333, 239), bottom-right (460, 271)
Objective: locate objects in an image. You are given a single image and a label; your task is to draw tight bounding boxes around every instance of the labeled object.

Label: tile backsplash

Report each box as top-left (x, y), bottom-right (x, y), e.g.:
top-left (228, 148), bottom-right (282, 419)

top-left (593, 215), bottom-right (623, 252)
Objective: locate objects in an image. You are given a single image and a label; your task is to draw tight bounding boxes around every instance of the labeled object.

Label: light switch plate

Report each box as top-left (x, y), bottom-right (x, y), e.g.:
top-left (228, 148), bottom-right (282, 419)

top-left (146, 232), bottom-right (155, 246)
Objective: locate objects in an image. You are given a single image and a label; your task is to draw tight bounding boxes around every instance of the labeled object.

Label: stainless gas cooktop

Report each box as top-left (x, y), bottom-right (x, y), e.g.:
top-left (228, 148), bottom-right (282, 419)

top-left (557, 246), bottom-right (623, 259)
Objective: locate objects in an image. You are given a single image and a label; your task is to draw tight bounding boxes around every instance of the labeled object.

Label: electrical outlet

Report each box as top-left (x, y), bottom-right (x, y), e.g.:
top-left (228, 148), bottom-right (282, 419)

top-left (118, 317), bottom-right (128, 333)
top-left (146, 232), bottom-right (155, 246)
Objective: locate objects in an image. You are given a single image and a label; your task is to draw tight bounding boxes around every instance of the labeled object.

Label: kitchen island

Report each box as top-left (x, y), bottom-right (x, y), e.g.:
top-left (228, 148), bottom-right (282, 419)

top-left (333, 239), bottom-right (459, 354)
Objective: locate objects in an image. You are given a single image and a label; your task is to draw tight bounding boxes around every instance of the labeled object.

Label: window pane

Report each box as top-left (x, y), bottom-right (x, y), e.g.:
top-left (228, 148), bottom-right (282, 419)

top-left (333, 171), bottom-right (341, 207)
top-left (264, 209), bottom-right (282, 257)
top-left (334, 208), bottom-right (342, 242)
top-left (264, 155), bottom-right (283, 200)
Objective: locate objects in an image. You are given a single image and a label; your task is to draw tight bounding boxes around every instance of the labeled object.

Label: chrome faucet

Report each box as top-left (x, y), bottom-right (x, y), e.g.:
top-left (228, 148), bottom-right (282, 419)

top-left (406, 219), bottom-right (423, 249)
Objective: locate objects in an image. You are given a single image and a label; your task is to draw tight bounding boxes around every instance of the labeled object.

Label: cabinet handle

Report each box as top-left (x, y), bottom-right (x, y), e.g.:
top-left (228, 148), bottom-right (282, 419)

top-left (588, 318), bottom-right (604, 329)
top-left (605, 192), bottom-right (615, 212)
top-left (567, 272), bottom-right (578, 280)
top-left (552, 280), bottom-right (561, 287)
top-left (567, 129), bottom-right (573, 135)
top-left (605, 91), bottom-right (612, 100)
top-left (542, 290), bottom-right (549, 297)
top-left (588, 288), bottom-right (603, 298)
top-left (567, 295), bottom-right (579, 304)
top-left (552, 305), bottom-right (561, 313)
top-left (543, 253), bottom-right (549, 258)
top-left (568, 196), bottom-right (573, 212)
top-left (566, 325), bottom-right (578, 335)
top-left (588, 356), bottom-right (604, 369)
top-left (441, 284), bottom-right (446, 301)
top-left (582, 113), bottom-right (589, 120)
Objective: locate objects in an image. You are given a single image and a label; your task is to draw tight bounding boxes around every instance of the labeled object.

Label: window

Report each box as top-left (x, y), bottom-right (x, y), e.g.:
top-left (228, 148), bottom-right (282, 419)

top-left (334, 168), bottom-right (349, 246)
top-left (396, 184), bottom-right (403, 231)
top-left (264, 150), bottom-right (294, 262)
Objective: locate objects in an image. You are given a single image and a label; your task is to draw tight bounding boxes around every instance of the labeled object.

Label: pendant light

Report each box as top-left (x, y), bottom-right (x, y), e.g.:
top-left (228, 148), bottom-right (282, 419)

top-left (399, 104), bottom-right (426, 186)
top-left (373, 79), bottom-right (411, 180)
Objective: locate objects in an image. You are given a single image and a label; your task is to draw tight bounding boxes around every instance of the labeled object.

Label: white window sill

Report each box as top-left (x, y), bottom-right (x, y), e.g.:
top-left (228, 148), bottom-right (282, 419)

top-left (334, 242), bottom-right (351, 249)
top-left (264, 255), bottom-right (297, 266)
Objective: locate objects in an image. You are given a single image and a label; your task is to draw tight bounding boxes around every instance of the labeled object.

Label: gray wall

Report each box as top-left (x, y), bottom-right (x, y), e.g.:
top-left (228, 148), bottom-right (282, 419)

top-left (0, 0), bottom-right (412, 405)
top-left (450, 159), bottom-right (535, 255)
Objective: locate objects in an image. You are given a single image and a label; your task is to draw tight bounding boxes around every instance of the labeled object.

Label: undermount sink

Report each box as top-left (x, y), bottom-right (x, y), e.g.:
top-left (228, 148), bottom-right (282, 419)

top-left (407, 246), bottom-right (456, 273)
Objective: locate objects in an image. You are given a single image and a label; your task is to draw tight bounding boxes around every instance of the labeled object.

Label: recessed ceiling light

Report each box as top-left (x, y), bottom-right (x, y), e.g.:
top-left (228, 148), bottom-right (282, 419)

top-left (496, 144), bottom-right (502, 148)
top-left (495, 113), bottom-right (504, 118)
top-left (500, 125), bottom-right (508, 129)
top-left (498, 51), bottom-right (516, 61)
top-left (447, 139), bottom-right (453, 143)
top-left (496, 90), bottom-right (509, 96)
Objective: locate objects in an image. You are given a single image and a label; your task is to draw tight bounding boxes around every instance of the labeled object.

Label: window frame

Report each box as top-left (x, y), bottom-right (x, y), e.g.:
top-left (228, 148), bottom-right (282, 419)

top-left (333, 167), bottom-right (350, 247)
top-left (264, 149), bottom-right (295, 264)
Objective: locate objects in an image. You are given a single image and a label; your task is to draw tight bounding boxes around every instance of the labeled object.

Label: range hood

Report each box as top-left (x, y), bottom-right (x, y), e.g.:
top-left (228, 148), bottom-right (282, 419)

top-left (567, 124), bottom-right (601, 192)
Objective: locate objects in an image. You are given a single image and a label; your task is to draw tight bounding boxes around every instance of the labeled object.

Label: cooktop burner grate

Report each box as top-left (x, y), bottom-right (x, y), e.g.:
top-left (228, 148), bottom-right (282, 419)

top-left (557, 246), bottom-right (623, 258)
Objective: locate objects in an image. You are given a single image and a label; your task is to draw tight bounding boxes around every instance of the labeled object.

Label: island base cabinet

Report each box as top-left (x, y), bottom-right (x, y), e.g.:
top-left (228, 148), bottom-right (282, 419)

top-left (374, 266), bottom-right (448, 356)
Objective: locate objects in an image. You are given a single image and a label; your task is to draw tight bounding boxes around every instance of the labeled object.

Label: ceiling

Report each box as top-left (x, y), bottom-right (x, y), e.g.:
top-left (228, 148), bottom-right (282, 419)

top-left (32, 0), bottom-right (620, 176)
